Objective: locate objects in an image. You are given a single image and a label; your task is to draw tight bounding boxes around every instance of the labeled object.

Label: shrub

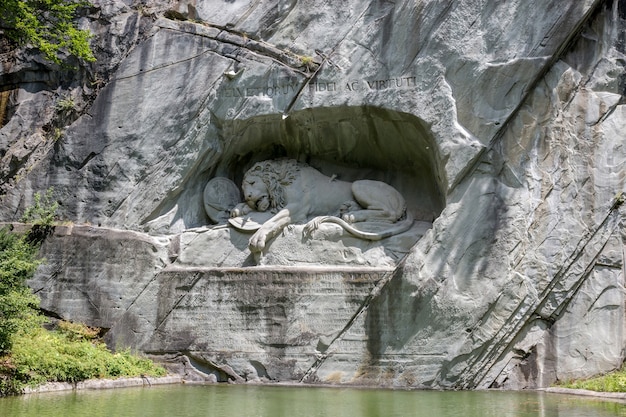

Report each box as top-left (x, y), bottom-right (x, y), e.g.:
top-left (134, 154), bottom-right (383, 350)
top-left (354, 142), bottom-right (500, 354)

top-left (55, 96), bottom-right (76, 114)
top-left (0, 228), bottom-right (43, 354)
top-left (561, 368), bottom-right (626, 392)
top-left (3, 327), bottom-right (166, 391)
top-left (57, 320), bottom-right (100, 341)
top-left (20, 188), bottom-right (59, 226)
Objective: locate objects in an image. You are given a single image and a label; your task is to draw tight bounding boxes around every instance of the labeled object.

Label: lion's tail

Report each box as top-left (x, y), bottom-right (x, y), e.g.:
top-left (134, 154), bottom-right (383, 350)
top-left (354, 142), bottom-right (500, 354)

top-left (310, 212), bottom-right (414, 241)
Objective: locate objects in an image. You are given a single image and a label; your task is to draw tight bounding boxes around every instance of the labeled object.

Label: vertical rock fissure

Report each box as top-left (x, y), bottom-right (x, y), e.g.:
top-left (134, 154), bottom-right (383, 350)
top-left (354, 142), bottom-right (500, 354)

top-left (282, 58), bottom-right (325, 116)
top-left (454, 199), bottom-right (623, 388)
top-left (154, 271), bottom-right (204, 331)
top-left (0, 89), bottom-right (11, 128)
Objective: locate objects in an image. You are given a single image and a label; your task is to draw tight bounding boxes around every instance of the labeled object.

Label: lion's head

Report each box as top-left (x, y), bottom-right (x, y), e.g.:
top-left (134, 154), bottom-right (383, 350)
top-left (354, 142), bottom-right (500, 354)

top-left (241, 173), bottom-right (271, 212)
top-left (242, 159), bottom-right (302, 212)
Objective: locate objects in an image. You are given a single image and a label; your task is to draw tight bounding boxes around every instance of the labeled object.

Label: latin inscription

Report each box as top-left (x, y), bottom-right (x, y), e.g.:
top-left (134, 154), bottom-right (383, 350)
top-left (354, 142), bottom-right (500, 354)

top-left (219, 76), bottom-right (417, 98)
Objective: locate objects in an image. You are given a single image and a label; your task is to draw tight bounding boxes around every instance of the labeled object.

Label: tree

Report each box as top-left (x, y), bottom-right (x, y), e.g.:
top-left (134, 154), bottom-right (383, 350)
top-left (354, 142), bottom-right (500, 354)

top-left (0, 228), bottom-right (43, 354)
top-left (0, 189), bottom-right (57, 353)
top-left (0, 0), bottom-right (95, 64)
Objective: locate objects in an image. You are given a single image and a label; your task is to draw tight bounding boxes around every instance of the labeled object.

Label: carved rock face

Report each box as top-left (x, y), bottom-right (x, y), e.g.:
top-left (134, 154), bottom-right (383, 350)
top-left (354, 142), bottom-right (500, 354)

top-left (7, 0), bottom-right (625, 391)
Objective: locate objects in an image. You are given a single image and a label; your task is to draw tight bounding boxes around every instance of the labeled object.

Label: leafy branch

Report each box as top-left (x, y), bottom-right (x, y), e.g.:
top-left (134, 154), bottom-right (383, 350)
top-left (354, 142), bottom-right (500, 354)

top-left (0, 0), bottom-right (95, 64)
top-left (20, 188), bottom-right (58, 227)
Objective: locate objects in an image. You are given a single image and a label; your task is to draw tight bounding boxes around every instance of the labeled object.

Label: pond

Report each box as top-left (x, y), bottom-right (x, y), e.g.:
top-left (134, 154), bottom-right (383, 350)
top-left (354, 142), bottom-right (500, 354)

top-left (1, 384), bottom-right (626, 417)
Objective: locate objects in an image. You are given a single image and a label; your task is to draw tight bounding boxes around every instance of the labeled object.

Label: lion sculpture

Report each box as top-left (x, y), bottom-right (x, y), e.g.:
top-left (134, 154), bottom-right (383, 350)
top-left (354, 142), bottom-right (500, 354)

top-left (230, 158), bottom-right (413, 253)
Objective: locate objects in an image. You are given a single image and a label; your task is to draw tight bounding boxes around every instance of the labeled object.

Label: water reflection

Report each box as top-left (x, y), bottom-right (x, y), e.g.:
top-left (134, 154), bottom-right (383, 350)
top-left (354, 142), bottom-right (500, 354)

top-left (1, 384), bottom-right (626, 417)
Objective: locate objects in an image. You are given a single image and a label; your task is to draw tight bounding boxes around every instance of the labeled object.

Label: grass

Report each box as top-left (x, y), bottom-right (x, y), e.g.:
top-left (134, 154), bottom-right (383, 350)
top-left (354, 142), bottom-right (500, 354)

top-left (559, 367), bottom-right (626, 392)
top-left (55, 96), bottom-right (76, 113)
top-left (0, 321), bottom-right (166, 395)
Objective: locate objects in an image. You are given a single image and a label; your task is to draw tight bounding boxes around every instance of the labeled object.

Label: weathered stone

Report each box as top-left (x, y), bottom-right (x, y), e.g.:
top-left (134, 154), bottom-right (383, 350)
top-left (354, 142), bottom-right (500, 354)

top-left (23, 375), bottom-right (183, 394)
top-left (28, 225), bottom-right (170, 329)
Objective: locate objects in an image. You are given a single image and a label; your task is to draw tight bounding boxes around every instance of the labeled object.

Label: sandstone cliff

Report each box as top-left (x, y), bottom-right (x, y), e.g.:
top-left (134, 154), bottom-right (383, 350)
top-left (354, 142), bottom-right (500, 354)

top-left (1, 0), bottom-right (625, 388)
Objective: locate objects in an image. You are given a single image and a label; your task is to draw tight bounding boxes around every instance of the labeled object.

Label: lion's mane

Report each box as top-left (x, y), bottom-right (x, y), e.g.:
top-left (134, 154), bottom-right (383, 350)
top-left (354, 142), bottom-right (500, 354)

top-left (245, 158), bottom-right (302, 211)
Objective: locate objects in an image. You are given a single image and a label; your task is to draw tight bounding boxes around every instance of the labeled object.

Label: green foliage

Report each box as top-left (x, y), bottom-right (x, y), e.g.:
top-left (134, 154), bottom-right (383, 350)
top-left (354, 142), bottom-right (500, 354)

top-left (300, 55), bottom-right (314, 65)
top-left (57, 320), bottom-right (100, 341)
top-left (55, 96), bottom-right (76, 113)
top-left (560, 368), bottom-right (626, 392)
top-left (0, 0), bottom-right (95, 64)
top-left (1, 326), bottom-right (166, 394)
top-left (52, 127), bottom-right (64, 141)
top-left (20, 188), bottom-right (59, 226)
top-left (0, 228), bottom-right (43, 354)
top-left (298, 55), bottom-right (318, 72)
top-left (0, 225), bottom-right (44, 395)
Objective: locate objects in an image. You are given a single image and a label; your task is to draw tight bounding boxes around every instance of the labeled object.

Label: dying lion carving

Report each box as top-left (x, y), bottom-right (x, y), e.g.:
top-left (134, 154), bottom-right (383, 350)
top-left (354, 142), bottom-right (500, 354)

top-left (230, 159), bottom-right (413, 253)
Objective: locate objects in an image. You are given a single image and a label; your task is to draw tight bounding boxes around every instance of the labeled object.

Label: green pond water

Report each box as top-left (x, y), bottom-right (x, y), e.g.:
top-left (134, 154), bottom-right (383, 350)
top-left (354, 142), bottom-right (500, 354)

top-left (1, 384), bottom-right (626, 417)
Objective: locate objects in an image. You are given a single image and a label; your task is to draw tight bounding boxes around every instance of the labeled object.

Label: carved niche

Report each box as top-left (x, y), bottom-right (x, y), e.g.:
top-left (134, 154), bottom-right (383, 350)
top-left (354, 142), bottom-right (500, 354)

top-left (199, 158), bottom-right (431, 266)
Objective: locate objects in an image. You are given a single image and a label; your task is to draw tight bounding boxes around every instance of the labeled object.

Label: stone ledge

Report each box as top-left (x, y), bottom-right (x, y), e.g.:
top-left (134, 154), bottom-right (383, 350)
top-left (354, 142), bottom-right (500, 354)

top-left (542, 387), bottom-right (626, 400)
top-left (163, 264), bottom-right (396, 274)
top-left (23, 375), bottom-right (183, 394)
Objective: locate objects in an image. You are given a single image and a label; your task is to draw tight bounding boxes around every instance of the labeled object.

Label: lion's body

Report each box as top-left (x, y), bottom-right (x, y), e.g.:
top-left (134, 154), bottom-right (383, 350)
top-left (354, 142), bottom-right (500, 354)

top-left (230, 159), bottom-right (411, 252)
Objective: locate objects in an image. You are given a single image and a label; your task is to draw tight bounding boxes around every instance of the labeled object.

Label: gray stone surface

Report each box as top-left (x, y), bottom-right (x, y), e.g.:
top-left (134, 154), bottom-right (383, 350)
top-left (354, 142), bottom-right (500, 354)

top-left (29, 225), bottom-right (170, 329)
top-left (23, 376), bottom-right (183, 394)
top-left (1, 0), bottom-right (624, 389)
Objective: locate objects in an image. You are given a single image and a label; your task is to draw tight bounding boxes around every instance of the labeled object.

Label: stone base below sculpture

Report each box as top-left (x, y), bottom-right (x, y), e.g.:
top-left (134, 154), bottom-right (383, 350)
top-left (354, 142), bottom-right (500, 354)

top-left (173, 221), bottom-right (433, 268)
top-left (136, 266), bottom-right (391, 383)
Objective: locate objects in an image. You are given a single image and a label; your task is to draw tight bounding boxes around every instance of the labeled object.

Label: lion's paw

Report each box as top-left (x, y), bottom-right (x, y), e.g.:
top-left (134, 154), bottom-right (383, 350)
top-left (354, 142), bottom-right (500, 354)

top-left (230, 203), bottom-right (251, 218)
top-left (303, 218), bottom-right (321, 236)
top-left (342, 213), bottom-right (356, 223)
top-left (249, 230), bottom-right (267, 252)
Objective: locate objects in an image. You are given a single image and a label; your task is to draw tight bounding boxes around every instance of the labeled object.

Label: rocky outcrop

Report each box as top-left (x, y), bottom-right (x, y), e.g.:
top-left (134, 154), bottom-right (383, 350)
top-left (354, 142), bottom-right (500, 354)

top-left (2, 0), bottom-right (625, 388)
